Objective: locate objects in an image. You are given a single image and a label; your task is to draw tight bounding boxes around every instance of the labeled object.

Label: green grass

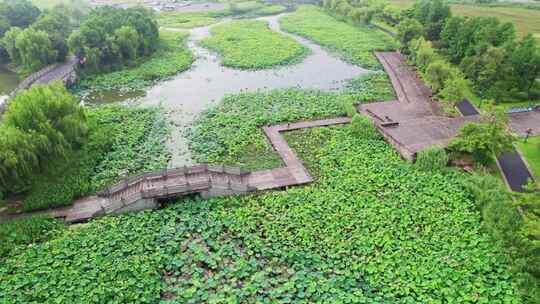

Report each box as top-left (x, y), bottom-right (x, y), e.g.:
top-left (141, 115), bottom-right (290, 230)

top-left (201, 20), bottom-right (307, 69)
top-left (388, 0), bottom-right (540, 39)
top-left (75, 31), bottom-right (194, 93)
top-left (279, 5), bottom-right (396, 69)
top-left (516, 136), bottom-right (540, 178)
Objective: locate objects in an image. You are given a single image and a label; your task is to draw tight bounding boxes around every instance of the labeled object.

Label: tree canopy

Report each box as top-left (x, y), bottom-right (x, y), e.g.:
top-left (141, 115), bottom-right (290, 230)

top-left (0, 0), bottom-right (40, 29)
top-left (0, 83), bottom-right (87, 194)
top-left (448, 111), bottom-right (515, 164)
top-left (68, 7), bottom-right (159, 73)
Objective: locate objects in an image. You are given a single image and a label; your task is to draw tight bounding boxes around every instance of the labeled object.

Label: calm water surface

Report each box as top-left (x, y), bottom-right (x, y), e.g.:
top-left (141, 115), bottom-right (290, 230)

top-left (80, 14), bottom-right (371, 166)
top-left (0, 65), bottom-right (20, 108)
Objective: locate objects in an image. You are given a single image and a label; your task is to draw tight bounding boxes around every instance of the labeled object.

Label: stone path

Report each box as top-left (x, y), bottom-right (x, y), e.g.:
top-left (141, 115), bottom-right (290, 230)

top-left (33, 117), bottom-right (351, 223)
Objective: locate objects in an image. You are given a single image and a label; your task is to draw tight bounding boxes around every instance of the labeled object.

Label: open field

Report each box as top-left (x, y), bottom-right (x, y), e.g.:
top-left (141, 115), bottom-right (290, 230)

top-left (201, 20), bottom-right (307, 69)
top-left (388, 0), bottom-right (540, 38)
top-left (517, 136), bottom-right (540, 178)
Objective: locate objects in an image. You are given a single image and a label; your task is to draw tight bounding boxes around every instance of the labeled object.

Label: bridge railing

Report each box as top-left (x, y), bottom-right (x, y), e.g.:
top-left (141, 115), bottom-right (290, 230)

top-left (97, 164), bottom-right (252, 198)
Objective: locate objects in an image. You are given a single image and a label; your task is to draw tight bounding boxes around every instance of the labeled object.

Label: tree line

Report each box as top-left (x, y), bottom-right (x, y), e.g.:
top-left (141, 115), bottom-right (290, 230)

top-left (397, 0), bottom-right (540, 102)
top-left (0, 1), bottom-right (159, 75)
top-left (321, 0), bottom-right (385, 24)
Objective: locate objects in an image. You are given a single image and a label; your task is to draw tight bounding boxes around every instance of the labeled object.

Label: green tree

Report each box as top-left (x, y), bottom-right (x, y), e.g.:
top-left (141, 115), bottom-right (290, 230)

top-left (439, 73), bottom-right (469, 102)
top-left (396, 18), bottom-right (423, 54)
top-left (448, 111), bottom-right (515, 164)
top-left (0, 0), bottom-right (40, 28)
top-left (15, 28), bottom-right (57, 72)
top-left (460, 46), bottom-right (510, 100)
top-left (412, 0), bottom-right (451, 41)
top-left (68, 7), bottom-right (158, 73)
top-left (1, 26), bottom-right (22, 64)
top-left (114, 26), bottom-right (139, 61)
top-left (0, 83), bottom-right (87, 191)
top-left (508, 34), bottom-right (540, 98)
top-left (425, 60), bottom-right (452, 92)
top-left (32, 7), bottom-right (74, 62)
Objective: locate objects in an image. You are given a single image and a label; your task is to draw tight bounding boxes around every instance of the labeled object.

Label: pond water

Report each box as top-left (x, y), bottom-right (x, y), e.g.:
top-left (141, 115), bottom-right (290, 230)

top-left (0, 65), bottom-right (20, 108)
top-left (85, 14), bottom-right (371, 166)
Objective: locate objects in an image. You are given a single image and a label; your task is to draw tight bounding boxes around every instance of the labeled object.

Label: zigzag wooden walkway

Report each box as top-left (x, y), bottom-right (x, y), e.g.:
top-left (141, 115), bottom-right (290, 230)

top-left (48, 117), bottom-right (351, 223)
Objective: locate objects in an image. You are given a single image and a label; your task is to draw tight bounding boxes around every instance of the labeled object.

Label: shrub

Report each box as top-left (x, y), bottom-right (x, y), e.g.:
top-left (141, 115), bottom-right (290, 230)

top-left (350, 113), bottom-right (378, 139)
top-left (341, 99), bottom-right (357, 117)
top-left (463, 173), bottom-right (540, 301)
top-left (0, 215), bottom-right (65, 259)
top-left (425, 59), bottom-right (452, 92)
top-left (448, 112), bottom-right (515, 164)
top-left (415, 146), bottom-right (448, 171)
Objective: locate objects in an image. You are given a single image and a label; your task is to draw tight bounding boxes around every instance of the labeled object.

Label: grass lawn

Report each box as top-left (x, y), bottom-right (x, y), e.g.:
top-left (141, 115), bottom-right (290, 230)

top-left (76, 31), bottom-right (194, 92)
top-left (201, 20), bottom-right (307, 69)
top-left (280, 5), bottom-right (396, 69)
top-left (516, 136), bottom-right (540, 178)
top-left (388, 0), bottom-right (540, 39)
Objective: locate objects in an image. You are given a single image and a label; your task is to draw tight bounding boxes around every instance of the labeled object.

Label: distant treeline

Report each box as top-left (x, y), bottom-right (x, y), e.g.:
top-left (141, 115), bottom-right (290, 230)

top-left (0, 0), bottom-right (159, 75)
top-left (397, 0), bottom-right (540, 102)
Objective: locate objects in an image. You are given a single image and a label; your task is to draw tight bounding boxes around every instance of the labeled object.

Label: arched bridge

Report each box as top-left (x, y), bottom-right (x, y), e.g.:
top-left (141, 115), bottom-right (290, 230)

top-left (15, 56), bottom-right (78, 92)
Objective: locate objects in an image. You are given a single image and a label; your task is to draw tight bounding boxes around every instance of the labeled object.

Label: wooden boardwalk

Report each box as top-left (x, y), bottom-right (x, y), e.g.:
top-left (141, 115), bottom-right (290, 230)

top-left (46, 117), bottom-right (351, 223)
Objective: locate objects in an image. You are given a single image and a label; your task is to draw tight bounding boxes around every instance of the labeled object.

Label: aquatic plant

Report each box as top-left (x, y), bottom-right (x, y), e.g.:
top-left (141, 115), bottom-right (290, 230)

top-left (280, 6), bottom-right (396, 69)
top-left (201, 20), bottom-right (307, 69)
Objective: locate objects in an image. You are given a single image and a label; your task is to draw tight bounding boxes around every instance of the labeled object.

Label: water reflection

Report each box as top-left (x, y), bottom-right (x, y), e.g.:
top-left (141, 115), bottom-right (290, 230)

top-left (0, 65), bottom-right (20, 108)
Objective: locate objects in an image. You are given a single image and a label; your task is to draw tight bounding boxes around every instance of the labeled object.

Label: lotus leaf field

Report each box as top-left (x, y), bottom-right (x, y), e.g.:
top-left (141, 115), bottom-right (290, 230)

top-left (0, 119), bottom-right (521, 302)
top-left (280, 6), bottom-right (396, 69)
top-left (157, 3), bottom-right (288, 30)
top-left (201, 20), bottom-right (307, 69)
top-left (188, 72), bottom-right (395, 170)
top-left (0, 4), bottom-right (529, 303)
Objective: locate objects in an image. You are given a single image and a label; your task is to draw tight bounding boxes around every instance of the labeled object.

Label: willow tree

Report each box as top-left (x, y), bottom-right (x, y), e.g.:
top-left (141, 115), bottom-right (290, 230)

top-left (0, 82), bottom-right (87, 193)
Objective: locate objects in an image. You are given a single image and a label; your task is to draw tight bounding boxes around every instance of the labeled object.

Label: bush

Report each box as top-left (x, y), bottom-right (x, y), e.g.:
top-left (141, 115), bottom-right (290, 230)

top-left (341, 99), bottom-right (357, 117)
top-left (448, 112), bottom-right (515, 164)
top-left (0, 215), bottom-right (65, 259)
top-left (425, 60), bottom-right (452, 92)
top-left (415, 146), bottom-right (448, 171)
top-left (350, 113), bottom-right (378, 139)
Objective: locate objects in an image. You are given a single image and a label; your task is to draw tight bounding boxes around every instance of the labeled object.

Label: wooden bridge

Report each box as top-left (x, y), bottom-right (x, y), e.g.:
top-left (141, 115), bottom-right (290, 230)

top-left (48, 117), bottom-right (351, 223)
